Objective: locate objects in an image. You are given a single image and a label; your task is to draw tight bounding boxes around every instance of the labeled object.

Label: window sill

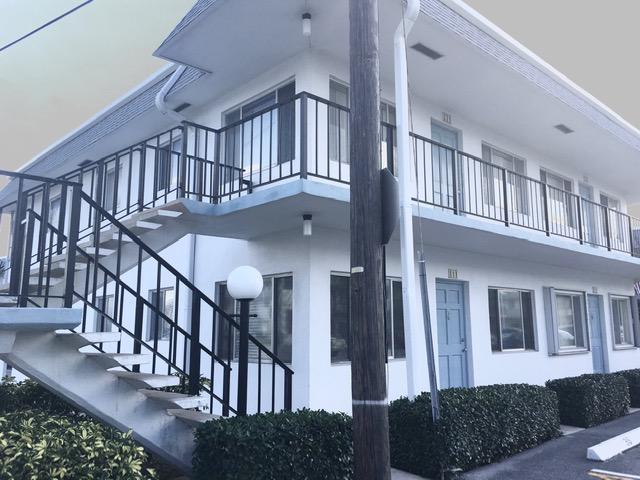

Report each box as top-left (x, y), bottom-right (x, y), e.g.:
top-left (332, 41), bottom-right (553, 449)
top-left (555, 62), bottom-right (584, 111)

top-left (492, 349), bottom-right (538, 355)
top-left (550, 349), bottom-right (590, 356)
top-left (612, 345), bottom-right (638, 351)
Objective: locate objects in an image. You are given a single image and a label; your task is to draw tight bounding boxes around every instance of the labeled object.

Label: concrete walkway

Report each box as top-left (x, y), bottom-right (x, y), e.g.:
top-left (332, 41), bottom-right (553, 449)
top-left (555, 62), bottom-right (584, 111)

top-left (463, 412), bottom-right (640, 479)
top-left (392, 468), bottom-right (428, 479)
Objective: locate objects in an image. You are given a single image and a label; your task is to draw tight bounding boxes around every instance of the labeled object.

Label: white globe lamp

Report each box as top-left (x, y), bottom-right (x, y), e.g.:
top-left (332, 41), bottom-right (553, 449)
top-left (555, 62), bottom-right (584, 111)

top-left (227, 266), bottom-right (263, 300)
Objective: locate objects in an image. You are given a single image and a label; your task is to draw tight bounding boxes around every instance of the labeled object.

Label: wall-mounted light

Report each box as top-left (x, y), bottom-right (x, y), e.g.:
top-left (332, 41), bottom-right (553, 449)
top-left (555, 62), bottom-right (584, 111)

top-left (303, 214), bottom-right (313, 236)
top-left (302, 13), bottom-right (312, 37)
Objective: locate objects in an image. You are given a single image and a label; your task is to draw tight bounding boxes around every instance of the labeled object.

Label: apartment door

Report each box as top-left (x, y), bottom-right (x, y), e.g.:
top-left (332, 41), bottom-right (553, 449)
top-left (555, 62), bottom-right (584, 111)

top-left (436, 280), bottom-right (468, 388)
top-left (587, 294), bottom-right (606, 373)
top-left (431, 123), bottom-right (461, 210)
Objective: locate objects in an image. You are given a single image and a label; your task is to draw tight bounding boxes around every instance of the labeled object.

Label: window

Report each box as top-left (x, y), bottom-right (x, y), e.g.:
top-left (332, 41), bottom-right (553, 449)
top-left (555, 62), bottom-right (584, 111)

top-left (216, 275), bottom-right (293, 363)
top-left (329, 80), bottom-right (396, 167)
top-left (488, 288), bottom-right (535, 352)
top-left (610, 296), bottom-right (635, 347)
top-left (94, 295), bottom-right (115, 332)
top-left (155, 138), bottom-right (181, 193)
top-left (481, 144), bottom-right (527, 214)
top-left (544, 288), bottom-right (588, 353)
top-left (49, 196), bottom-right (61, 225)
top-left (104, 165), bottom-right (123, 211)
top-left (223, 82), bottom-right (296, 171)
top-left (540, 169), bottom-right (575, 228)
top-left (330, 274), bottom-right (405, 363)
top-left (147, 288), bottom-right (174, 341)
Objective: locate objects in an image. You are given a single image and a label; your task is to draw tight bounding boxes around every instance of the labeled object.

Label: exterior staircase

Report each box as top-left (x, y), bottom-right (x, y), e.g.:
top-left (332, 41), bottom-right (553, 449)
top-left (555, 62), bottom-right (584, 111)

top-left (0, 169), bottom-right (293, 473)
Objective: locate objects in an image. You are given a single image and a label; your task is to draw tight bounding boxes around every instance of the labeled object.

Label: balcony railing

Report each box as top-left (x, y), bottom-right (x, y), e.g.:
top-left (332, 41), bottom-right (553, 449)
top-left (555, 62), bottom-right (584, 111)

top-left (41, 91), bottom-right (640, 258)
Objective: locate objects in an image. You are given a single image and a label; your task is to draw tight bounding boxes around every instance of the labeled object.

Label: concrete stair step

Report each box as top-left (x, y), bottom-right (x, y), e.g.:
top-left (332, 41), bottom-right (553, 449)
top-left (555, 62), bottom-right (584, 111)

top-left (167, 408), bottom-right (219, 427)
top-left (139, 389), bottom-right (207, 409)
top-left (111, 371), bottom-right (181, 389)
top-left (82, 246), bottom-right (117, 256)
top-left (56, 330), bottom-right (122, 345)
top-left (85, 352), bottom-right (151, 366)
top-left (121, 219), bottom-right (163, 234)
top-left (0, 296), bottom-right (17, 307)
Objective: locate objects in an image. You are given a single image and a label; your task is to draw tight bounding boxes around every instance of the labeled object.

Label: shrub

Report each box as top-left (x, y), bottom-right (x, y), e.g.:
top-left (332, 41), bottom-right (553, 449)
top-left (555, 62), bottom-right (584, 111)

top-left (193, 409), bottom-right (353, 480)
top-left (0, 378), bottom-right (77, 416)
top-left (0, 410), bottom-right (157, 479)
top-left (616, 369), bottom-right (640, 408)
top-left (546, 373), bottom-right (629, 427)
top-left (389, 384), bottom-right (560, 478)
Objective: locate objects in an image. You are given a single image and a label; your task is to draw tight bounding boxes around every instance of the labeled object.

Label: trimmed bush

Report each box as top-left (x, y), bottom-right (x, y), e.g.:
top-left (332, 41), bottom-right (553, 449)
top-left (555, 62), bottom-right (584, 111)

top-left (0, 410), bottom-right (156, 479)
top-left (389, 384), bottom-right (560, 478)
top-left (0, 377), bottom-right (76, 416)
top-left (546, 374), bottom-right (629, 427)
top-left (617, 369), bottom-right (640, 408)
top-left (193, 409), bottom-right (353, 480)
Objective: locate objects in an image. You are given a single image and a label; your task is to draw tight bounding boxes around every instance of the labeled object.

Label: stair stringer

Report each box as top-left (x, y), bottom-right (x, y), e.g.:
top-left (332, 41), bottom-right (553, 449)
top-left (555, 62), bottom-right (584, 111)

top-left (0, 317), bottom-right (197, 473)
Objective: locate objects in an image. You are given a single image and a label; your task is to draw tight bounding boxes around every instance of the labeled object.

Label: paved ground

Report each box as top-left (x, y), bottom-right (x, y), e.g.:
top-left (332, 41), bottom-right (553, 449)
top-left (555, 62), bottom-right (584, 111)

top-left (463, 412), bottom-right (640, 480)
top-left (392, 468), bottom-right (428, 479)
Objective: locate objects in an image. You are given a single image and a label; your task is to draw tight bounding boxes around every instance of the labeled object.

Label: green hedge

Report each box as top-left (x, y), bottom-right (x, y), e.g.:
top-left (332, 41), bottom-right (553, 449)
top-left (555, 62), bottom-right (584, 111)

top-left (389, 384), bottom-right (560, 478)
top-left (0, 377), bottom-right (76, 416)
top-left (546, 374), bottom-right (629, 428)
top-left (0, 410), bottom-right (156, 479)
top-left (616, 369), bottom-right (640, 408)
top-left (193, 409), bottom-right (353, 480)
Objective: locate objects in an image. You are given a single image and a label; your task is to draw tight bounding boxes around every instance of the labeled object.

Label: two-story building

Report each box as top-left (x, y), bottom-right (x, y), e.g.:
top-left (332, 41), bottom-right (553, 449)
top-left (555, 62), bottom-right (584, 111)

top-left (1, 0), bottom-right (639, 430)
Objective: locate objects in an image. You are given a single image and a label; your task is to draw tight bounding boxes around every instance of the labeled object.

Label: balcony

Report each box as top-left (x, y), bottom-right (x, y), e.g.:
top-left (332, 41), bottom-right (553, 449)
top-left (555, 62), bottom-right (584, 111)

top-left (46, 92), bottom-right (640, 258)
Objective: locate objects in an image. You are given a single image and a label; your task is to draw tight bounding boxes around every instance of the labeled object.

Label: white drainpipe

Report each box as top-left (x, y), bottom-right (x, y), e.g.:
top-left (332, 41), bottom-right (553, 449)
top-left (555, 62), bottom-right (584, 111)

top-left (394, 0), bottom-right (421, 400)
top-left (154, 65), bottom-right (188, 121)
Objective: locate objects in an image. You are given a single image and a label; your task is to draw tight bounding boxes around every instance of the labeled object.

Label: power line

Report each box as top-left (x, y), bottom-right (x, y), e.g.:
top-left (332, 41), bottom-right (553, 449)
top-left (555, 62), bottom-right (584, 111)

top-left (0, 0), bottom-right (95, 54)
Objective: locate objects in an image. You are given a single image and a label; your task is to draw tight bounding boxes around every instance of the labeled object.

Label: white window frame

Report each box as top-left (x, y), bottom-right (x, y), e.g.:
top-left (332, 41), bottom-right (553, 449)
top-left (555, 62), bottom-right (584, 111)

top-left (330, 272), bottom-right (405, 364)
top-left (216, 273), bottom-right (294, 364)
top-left (147, 287), bottom-right (174, 342)
top-left (609, 294), bottom-right (636, 349)
top-left (544, 287), bottom-right (589, 355)
top-left (489, 287), bottom-right (536, 352)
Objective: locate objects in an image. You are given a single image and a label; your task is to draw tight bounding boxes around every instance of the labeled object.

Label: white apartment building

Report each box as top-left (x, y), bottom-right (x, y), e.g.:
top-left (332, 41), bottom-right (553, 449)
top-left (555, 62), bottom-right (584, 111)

top-left (0, 0), bottom-right (639, 468)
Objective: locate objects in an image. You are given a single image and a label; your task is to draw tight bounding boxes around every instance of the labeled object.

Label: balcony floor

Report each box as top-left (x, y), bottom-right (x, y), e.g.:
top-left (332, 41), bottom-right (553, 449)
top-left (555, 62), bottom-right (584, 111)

top-left (167, 178), bottom-right (640, 277)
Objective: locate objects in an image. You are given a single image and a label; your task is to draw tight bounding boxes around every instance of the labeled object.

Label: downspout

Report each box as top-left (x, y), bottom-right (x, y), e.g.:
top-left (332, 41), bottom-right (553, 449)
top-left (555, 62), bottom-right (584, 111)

top-left (155, 65), bottom-right (188, 121)
top-left (394, 0), bottom-right (421, 400)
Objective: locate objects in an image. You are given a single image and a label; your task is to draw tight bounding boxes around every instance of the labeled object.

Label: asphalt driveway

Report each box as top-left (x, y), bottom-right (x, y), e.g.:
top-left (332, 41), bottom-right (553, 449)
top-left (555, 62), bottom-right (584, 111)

top-left (463, 412), bottom-right (640, 480)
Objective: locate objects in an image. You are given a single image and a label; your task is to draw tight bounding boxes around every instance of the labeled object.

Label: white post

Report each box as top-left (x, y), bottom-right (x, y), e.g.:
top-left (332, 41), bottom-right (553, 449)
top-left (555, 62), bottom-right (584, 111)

top-left (394, 0), bottom-right (421, 399)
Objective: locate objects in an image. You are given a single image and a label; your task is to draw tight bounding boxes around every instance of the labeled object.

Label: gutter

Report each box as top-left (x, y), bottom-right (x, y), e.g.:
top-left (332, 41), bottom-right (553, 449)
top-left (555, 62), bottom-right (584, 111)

top-left (154, 65), bottom-right (188, 121)
top-left (394, 0), bottom-right (421, 400)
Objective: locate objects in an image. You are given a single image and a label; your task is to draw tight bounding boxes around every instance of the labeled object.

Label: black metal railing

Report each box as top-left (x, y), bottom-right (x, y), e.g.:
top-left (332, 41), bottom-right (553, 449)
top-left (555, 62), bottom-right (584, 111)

top-left (0, 170), bottom-right (293, 416)
top-left (9, 92), bottom-right (639, 261)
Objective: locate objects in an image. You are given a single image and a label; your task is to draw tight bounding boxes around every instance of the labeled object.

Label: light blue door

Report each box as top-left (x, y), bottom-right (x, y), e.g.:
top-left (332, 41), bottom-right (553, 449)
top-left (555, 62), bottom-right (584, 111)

top-left (587, 294), bottom-right (606, 373)
top-left (431, 124), bottom-right (460, 210)
top-left (436, 280), bottom-right (468, 388)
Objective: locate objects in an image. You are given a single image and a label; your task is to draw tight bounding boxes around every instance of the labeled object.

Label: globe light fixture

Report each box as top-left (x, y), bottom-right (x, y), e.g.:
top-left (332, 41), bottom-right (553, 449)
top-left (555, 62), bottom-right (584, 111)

top-left (227, 266), bottom-right (263, 300)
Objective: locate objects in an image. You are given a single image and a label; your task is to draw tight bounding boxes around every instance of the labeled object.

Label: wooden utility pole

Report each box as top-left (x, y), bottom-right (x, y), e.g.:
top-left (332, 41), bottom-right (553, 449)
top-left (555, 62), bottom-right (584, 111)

top-left (349, 0), bottom-right (391, 479)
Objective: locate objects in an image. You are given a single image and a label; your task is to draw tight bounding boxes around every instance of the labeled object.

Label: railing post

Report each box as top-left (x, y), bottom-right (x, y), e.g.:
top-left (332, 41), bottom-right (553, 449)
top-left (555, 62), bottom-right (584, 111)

top-left (179, 123), bottom-right (188, 199)
top-left (222, 365), bottom-right (231, 417)
top-left (188, 291), bottom-right (201, 396)
top-left (237, 299), bottom-right (250, 416)
top-left (576, 197), bottom-right (584, 244)
top-left (451, 149), bottom-right (459, 214)
top-left (133, 297), bottom-right (144, 373)
top-left (628, 215), bottom-right (634, 256)
top-left (212, 131), bottom-right (221, 204)
top-left (56, 184), bottom-right (67, 255)
top-left (542, 184), bottom-right (550, 236)
top-left (299, 93), bottom-right (308, 179)
top-left (18, 213), bottom-right (35, 307)
top-left (95, 161), bottom-right (105, 211)
top-left (386, 125), bottom-right (395, 174)
top-left (63, 186), bottom-right (81, 308)
top-left (284, 371), bottom-right (292, 411)
top-left (501, 168), bottom-right (509, 226)
top-left (137, 144), bottom-right (146, 212)
top-left (9, 178), bottom-right (26, 296)
top-left (604, 207), bottom-right (612, 251)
